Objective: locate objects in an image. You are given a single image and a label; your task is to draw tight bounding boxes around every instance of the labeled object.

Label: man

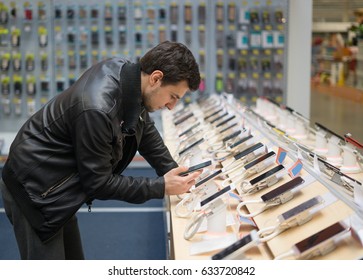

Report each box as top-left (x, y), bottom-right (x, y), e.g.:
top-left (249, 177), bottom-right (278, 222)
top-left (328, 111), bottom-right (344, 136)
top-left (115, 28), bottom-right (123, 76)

top-left (0, 41), bottom-right (201, 259)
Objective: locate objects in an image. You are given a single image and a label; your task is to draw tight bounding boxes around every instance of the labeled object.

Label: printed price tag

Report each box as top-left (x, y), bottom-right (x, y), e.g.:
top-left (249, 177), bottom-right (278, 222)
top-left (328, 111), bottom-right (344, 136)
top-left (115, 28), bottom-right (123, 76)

top-left (276, 147), bottom-right (287, 164)
top-left (288, 159), bottom-right (303, 178)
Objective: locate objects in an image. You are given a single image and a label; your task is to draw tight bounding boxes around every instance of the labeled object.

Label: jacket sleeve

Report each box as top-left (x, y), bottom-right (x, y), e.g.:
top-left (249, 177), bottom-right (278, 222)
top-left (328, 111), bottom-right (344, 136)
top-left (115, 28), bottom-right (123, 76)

top-left (70, 109), bottom-right (165, 203)
top-left (138, 112), bottom-right (178, 176)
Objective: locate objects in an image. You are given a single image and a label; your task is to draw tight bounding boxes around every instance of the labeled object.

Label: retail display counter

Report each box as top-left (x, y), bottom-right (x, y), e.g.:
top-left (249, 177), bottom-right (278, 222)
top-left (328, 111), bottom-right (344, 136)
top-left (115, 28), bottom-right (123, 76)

top-left (162, 94), bottom-right (363, 260)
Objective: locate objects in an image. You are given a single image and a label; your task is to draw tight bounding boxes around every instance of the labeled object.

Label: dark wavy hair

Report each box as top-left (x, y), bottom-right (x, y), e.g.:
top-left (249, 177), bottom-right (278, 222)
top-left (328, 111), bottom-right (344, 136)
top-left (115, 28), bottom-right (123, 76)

top-left (140, 41), bottom-right (201, 91)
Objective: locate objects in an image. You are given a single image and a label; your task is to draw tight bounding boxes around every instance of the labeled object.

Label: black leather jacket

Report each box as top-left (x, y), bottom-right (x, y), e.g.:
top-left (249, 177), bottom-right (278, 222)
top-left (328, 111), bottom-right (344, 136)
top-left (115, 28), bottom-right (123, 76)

top-left (2, 58), bottom-right (178, 242)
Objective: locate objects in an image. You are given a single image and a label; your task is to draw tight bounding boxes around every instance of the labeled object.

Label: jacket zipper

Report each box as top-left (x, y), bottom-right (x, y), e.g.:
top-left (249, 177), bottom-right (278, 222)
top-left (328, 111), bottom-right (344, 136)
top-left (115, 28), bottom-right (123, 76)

top-left (40, 173), bottom-right (76, 198)
top-left (87, 201), bottom-right (92, 212)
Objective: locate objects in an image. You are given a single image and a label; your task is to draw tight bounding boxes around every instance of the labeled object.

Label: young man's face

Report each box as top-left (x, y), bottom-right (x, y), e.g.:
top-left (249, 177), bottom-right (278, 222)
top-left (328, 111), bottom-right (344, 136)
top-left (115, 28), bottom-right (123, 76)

top-left (143, 79), bottom-right (189, 112)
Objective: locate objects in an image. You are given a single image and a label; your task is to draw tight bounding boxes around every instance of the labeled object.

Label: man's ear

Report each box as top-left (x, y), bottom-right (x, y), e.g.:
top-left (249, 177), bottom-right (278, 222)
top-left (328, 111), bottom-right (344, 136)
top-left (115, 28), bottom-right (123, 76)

top-left (150, 70), bottom-right (164, 86)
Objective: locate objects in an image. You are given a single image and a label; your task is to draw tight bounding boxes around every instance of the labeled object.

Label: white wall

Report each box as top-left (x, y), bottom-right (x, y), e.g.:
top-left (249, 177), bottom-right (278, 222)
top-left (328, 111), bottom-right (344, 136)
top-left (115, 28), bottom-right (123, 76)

top-left (286, 0), bottom-right (312, 118)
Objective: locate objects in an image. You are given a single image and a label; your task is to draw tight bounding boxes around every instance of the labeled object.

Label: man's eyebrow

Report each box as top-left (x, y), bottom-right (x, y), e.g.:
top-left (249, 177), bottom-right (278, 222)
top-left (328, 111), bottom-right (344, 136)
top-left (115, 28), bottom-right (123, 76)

top-left (171, 92), bottom-right (182, 99)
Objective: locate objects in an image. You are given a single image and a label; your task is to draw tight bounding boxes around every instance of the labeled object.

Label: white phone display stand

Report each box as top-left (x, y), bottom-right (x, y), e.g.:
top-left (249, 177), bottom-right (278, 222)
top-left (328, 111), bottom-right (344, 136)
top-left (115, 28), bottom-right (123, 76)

top-left (314, 130), bottom-right (328, 154)
top-left (292, 119), bottom-right (308, 140)
top-left (199, 181), bottom-right (220, 203)
top-left (189, 198), bottom-right (237, 256)
top-left (285, 115), bottom-right (296, 135)
top-left (340, 143), bottom-right (361, 173)
top-left (277, 109), bottom-right (288, 131)
top-left (177, 145), bottom-right (204, 166)
top-left (206, 198), bottom-right (227, 234)
top-left (254, 98), bottom-right (264, 115)
top-left (189, 153), bottom-right (204, 166)
top-left (326, 135), bottom-right (342, 165)
top-left (265, 103), bottom-right (277, 123)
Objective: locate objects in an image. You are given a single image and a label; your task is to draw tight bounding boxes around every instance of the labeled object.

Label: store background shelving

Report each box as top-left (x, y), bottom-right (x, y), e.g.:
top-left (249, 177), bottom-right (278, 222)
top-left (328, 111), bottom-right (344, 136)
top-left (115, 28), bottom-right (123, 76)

top-left (311, 0), bottom-right (363, 87)
top-left (0, 0), bottom-right (290, 133)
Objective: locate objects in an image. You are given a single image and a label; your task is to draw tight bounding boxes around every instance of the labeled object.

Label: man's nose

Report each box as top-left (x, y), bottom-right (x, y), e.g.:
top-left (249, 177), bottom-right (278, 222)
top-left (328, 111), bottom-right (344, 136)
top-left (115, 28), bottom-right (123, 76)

top-left (166, 99), bottom-right (177, 110)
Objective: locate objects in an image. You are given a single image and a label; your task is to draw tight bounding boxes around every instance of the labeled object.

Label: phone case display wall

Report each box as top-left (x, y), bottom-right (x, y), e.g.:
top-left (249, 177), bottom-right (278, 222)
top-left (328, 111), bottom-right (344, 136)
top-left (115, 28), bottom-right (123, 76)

top-left (0, 0), bottom-right (53, 124)
top-left (0, 0), bottom-right (288, 131)
top-left (210, 0), bottom-right (287, 105)
top-left (162, 94), bottom-right (363, 260)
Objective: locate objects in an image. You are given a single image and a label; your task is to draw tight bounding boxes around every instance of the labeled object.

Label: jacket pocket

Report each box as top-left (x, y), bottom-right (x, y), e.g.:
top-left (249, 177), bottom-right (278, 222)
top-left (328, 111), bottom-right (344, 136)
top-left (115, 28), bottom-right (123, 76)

top-left (40, 173), bottom-right (77, 198)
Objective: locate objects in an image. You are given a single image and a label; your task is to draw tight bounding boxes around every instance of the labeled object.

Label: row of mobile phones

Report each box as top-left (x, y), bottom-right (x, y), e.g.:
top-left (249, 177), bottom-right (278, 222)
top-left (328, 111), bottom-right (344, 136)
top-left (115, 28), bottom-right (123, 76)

top-left (172, 98), bottom-right (356, 260)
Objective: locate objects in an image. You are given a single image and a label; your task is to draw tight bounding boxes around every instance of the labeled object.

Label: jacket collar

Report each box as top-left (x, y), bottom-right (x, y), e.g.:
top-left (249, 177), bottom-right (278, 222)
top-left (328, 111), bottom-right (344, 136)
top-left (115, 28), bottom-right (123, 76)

top-left (120, 62), bottom-right (143, 135)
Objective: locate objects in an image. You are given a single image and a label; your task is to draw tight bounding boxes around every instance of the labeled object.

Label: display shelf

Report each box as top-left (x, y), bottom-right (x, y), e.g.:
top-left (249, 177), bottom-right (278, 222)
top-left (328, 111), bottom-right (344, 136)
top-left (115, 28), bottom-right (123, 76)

top-left (162, 94), bottom-right (363, 260)
top-left (312, 22), bottom-right (352, 33)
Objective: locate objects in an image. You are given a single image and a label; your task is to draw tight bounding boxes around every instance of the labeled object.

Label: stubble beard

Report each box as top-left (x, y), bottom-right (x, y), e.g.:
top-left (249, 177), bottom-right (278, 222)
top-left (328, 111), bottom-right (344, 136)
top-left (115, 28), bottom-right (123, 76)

top-left (142, 91), bottom-right (155, 112)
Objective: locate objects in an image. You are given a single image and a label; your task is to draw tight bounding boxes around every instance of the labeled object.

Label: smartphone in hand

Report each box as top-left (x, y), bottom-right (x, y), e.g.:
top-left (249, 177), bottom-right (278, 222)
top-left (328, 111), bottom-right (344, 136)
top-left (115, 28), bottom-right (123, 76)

top-left (178, 160), bottom-right (212, 176)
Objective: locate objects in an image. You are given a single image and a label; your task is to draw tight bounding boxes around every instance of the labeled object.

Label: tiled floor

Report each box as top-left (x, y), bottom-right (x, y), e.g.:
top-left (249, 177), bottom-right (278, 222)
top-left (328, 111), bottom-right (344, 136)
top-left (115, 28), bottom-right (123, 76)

top-left (310, 88), bottom-right (363, 143)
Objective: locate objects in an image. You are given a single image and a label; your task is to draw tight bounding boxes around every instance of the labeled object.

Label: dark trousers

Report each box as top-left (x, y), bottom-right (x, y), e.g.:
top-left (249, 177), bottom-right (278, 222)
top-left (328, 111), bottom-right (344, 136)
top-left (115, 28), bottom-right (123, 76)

top-left (0, 179), bottom-right (85, 260)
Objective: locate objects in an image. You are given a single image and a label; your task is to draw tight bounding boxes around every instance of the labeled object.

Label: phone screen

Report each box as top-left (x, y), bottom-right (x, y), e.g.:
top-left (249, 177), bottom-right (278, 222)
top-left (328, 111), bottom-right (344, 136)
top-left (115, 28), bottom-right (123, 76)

top-left (280, 196), bottom-right (322, 221)
top-left (261, 176), bottom-right (304, 202)
top-left (229, 134), bottom-right (253, 149)
top-left (216, 115), bottom-right (236, 127)
top-left (200, 185), bottom-right (231, 207)
top-left (244, 151), bottom-right (276, 170)
top-left (249, 165), bottom-right (284, 186)
top-left (294, 222), bottom-right (345, 253)
top-left (210, 112), bottom-right (228, 124)
top-left (219, 122), bottom-right (238, 134)
top-left (174, 112), bottom-right (194, 126)
top-left (179, 122), bottom-right (200, 137)
top-left (234, 142), bottom-right (264, 160)
top-left (212, 233), bottom-right (253, 260)
top-left (178, 138), bottom-right (204, 156)
top-left (179, 160), bottom-right (212, 176)
top-left (173, 106), bottom-right (189, 118)
top-left (222, 130), bottom-right (241, 143)
top-left (195, 169), bottom-right (222, 188)
top-left (204, 108), bottom-right (223, 120)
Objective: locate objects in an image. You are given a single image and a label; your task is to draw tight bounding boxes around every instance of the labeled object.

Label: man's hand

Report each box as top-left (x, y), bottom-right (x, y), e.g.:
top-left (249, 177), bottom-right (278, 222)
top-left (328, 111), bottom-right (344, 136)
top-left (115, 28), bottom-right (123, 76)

top-left (164, 166), bottom-right (202, 195)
